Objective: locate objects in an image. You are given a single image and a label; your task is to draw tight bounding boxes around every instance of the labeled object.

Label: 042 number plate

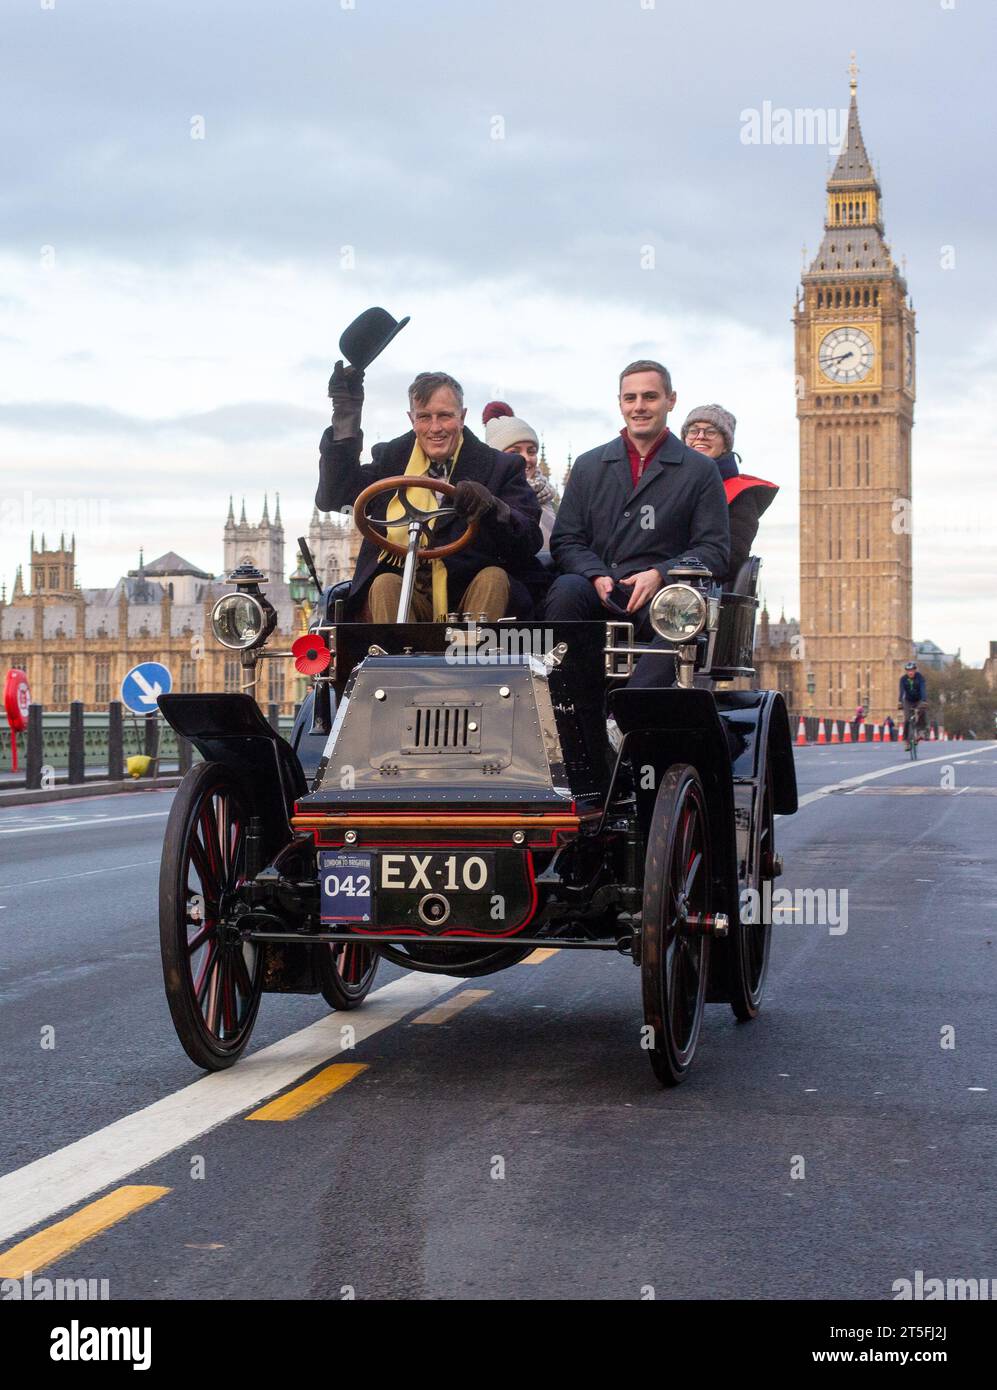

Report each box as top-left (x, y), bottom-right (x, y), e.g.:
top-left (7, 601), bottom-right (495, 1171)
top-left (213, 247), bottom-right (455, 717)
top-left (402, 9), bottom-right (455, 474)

top-left (319, 850), bottom-right (373, 923)
top-left (378, 851), bottom-right (494, 894)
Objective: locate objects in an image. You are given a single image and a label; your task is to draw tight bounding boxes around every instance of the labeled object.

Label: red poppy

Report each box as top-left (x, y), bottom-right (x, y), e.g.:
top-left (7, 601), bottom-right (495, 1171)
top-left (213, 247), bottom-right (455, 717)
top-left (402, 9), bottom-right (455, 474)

top-left (292, 634), bottom-right (331, 675)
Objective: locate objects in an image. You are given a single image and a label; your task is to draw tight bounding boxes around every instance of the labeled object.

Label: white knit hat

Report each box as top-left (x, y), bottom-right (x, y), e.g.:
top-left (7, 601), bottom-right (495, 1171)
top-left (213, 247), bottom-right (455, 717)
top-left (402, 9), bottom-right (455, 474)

top-left (485, 413), bottom-right (539, 452)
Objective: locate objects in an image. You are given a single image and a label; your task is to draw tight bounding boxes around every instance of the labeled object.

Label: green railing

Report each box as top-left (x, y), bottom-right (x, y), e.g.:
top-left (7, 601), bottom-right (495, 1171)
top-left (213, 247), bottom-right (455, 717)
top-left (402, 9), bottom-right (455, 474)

top-left (0, 710), bottom-right (295, 774)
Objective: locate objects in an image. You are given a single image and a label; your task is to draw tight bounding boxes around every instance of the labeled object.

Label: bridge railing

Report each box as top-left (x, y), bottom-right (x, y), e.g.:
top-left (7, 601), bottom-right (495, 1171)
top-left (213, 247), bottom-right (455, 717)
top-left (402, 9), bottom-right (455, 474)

top-left (1, 701), bottom-right (297, 784)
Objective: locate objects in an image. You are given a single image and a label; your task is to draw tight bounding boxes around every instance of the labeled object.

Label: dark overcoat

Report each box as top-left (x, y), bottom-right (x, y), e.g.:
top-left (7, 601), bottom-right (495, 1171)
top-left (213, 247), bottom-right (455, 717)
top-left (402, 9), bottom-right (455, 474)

top-left (316, 427), bottom-right (545, 614)
top-left (550, 431), bottom-right (730, 582)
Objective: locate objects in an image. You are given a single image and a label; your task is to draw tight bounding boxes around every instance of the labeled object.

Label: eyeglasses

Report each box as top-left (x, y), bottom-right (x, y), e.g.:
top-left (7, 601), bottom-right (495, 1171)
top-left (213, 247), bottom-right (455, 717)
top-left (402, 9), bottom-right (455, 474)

top-left (686, 427), bottom-right (720, 440)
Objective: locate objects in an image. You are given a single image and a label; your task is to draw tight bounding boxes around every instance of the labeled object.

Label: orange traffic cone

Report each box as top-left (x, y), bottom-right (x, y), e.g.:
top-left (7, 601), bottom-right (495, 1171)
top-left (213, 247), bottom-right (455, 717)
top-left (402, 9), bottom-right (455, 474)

top-left (796, 716), bottom-right (808, 747)
top-left (843, 722), bottom-right (852, 743)
top-left (816, 719), bottom-right (827, 745)
top-left (857, 721), bottom-right (867, 742)
top-left (830, 721), bottom-right (841, 744)
top-left (929, 726), bottom-right (936, 741)
top-left (872, 723), bottom-right (881, 742)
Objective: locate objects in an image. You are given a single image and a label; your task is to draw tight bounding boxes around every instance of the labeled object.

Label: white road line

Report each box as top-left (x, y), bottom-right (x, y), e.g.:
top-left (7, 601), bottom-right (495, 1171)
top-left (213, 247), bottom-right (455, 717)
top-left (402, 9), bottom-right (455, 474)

top-left (0, 861), bottom-right (159, 891)
top-left (0, 811), bottom-right (170, 836)
top-left (790, 744), bottom-right (995, 813)
top-left (0, 971), bottom-right (463, 1246)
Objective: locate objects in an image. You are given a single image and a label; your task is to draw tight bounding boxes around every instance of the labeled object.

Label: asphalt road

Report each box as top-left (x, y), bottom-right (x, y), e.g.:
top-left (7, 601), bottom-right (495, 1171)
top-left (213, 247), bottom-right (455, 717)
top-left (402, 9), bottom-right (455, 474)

top-left (1, 741), bottom-right (995, 1300)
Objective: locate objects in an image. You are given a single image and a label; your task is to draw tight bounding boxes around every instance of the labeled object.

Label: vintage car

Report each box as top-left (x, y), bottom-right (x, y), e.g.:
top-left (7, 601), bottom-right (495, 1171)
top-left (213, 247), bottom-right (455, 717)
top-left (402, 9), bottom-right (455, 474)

top-left (157, 475), bottom-right (798, 1086)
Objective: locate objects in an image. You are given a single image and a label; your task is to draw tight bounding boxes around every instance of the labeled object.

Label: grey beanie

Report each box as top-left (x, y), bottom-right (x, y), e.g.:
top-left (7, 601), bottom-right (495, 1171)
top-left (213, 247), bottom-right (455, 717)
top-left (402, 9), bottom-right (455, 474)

top-left (681, 403), bottom-right (736, 452)
top-left (485, 413), bottom-right (539, 453)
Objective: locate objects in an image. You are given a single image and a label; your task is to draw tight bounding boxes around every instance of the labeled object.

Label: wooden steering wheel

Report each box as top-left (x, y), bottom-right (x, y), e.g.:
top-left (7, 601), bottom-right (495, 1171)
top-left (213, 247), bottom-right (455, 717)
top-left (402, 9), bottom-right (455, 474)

top-left (352, 475), bottom-right (480, 561)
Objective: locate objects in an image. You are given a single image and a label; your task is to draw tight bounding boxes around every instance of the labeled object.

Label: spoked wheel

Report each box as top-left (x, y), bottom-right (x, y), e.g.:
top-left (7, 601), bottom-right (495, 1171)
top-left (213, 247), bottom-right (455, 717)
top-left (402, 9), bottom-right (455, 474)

top-left (316, 940), bottom-right (379, 1009)
top-left (641, 764), bottom-right (712, 1087)
top-left (160, 762), bottom-right (263, 1070)
top-left (729, 768), bottom-right (775, 1021)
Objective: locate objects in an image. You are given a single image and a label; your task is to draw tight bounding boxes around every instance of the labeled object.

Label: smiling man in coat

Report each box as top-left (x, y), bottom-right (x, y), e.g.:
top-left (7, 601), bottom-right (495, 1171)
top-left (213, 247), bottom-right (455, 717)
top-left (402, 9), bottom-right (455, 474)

top-left (316, 366), bottom-right (544, 622)
top-left (545, 359), bottom-right (730, 636)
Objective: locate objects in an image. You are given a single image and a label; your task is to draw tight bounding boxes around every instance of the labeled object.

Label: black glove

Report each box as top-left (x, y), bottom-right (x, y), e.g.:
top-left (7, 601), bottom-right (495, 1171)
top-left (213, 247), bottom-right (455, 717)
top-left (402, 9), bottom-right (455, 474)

top-left (453, 479), bottom-right (498, 521)
top-left (328, 360), bottom-right (364, 440)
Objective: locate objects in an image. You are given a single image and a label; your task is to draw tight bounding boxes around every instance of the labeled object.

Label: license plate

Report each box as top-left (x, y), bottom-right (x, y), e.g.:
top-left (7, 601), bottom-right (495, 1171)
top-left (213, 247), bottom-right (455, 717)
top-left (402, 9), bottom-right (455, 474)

top-left (319, 851), bottom-right (373, 922)
top-left (377, 851), bottom-right (494, 894)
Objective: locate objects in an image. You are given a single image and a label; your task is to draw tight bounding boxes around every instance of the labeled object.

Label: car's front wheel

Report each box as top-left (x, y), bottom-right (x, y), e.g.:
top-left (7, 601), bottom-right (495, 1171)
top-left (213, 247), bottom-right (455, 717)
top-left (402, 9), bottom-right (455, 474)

top-left (159, 762), bottom-right (263, 1070)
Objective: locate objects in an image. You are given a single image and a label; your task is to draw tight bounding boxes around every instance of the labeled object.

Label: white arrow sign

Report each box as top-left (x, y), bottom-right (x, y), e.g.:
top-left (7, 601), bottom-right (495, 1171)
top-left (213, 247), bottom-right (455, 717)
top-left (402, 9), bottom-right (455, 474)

top-left (131, 670), bottom-right (163, 705)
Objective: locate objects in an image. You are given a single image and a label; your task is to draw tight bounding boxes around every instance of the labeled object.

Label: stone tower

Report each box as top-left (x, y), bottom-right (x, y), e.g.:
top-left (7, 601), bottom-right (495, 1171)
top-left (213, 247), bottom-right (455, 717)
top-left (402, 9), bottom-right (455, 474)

top-left (306, 507), bottom-right (359, 588)
top-left (795, 60), bottom-right (915, 720)
top-left (223, 494), bottom-right (286, 581)
top-left (30, 532), bottom-right (76, 595)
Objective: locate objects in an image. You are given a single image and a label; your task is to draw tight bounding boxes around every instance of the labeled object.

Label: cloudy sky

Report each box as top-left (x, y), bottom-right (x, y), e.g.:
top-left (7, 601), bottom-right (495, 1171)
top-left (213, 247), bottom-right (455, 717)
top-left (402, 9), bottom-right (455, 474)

top-left (1, 0), bottom-right (994, 660)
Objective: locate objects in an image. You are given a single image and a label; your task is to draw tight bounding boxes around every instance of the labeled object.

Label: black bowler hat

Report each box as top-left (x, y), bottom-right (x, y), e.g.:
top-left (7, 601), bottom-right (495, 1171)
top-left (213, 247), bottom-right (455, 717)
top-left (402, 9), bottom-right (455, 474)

top-left (339, 306), bottom-right (410, 371)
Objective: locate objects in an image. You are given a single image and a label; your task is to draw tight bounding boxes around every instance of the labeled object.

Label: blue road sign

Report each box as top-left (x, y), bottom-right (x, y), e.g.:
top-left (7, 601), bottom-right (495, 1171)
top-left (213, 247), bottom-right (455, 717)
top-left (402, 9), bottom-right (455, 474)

top-left (120, 661), bottom-right (173, 716)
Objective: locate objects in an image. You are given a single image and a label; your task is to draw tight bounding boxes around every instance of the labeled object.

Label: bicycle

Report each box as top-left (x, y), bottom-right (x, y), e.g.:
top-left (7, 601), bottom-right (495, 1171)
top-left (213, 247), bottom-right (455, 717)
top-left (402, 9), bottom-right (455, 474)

top-left (900, 703), bottom-right (926, 760)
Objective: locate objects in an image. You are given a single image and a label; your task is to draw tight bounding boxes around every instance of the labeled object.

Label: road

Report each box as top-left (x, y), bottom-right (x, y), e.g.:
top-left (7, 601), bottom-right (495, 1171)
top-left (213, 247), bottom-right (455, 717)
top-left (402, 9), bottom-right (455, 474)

top-left (1, 742), bottom-right (995, 1300)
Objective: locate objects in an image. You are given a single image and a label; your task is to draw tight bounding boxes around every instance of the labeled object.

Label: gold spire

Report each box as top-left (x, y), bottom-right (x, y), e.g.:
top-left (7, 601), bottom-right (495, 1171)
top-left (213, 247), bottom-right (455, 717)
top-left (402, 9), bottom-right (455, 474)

top-left (848, 51), bottom-right (859, 97)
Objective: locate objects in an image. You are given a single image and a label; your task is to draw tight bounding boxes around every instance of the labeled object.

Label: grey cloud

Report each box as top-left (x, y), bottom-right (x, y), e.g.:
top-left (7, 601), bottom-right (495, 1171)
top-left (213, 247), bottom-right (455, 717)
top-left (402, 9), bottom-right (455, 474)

top-left (2, 0), bottom-right (993, 337)
top-left (0, 400), bottom-right (317, 443)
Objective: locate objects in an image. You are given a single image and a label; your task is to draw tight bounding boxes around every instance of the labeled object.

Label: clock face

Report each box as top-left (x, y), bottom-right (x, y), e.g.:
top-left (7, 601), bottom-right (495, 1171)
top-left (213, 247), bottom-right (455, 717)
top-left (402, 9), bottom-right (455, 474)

top-left (904, 330), bottom-right (914, 387)
top-left (818, 326), bottom-right (875, 384)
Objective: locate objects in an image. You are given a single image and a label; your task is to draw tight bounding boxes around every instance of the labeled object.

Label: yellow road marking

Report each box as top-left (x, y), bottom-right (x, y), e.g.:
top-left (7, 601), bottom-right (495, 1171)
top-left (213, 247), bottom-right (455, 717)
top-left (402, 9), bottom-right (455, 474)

top-left (411, 989), bottom-right (492, 1024)
top-left (520, 948), bottom-right (559, 965)
top-left (0, 1185), bottom-right (170, 1278)
top-left (245, 1063), bottom-right (368, 1121)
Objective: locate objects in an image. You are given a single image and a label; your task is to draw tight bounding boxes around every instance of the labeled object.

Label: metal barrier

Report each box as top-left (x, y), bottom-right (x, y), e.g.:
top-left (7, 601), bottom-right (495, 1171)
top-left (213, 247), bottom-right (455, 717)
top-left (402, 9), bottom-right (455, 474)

top-left (1, 703), bottom-right (296, 780)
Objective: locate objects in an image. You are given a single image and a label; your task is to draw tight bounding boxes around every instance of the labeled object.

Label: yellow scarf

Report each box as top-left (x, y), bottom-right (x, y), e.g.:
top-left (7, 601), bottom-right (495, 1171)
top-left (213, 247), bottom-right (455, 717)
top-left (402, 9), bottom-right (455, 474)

top-left (380, 435), bottom-right (463, 621)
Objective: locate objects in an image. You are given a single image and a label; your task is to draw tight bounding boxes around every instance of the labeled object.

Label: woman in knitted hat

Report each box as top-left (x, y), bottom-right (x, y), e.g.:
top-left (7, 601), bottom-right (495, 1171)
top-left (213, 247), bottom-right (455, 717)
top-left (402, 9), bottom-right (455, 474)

top-left (482, 401), bottom-right (557, 550)
top-left (680, 404), bottom-right (778, 590)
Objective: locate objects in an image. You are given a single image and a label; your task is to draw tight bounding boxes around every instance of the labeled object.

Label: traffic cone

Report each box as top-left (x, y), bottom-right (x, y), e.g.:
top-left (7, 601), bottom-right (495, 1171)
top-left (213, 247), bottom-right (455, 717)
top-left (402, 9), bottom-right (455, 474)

top-left (816, 719), bottom-right (827, 745)
top-left (843, 722), bottom-right (852, 743)
top-left (929, 726), bottom-right (936, 741)
top-left (872, 723), bottom-right (881, 742)
top-left (830, 721), bottom-right (841, 744)
top-left (858, 721), bottom-right (867, 742)
top-left (796, 716), bottom-right (808, 747)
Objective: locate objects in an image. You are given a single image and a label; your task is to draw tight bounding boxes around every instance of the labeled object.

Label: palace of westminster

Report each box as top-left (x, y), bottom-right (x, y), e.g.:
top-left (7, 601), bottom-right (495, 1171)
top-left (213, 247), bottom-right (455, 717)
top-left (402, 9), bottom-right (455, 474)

top-left (0, 76), bottom-right (981, 719)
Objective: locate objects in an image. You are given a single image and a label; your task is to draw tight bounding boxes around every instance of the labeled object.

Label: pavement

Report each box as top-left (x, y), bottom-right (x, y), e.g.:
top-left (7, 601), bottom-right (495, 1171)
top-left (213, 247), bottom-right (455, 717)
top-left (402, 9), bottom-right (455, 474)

top-left (0, 742), bottom-right (995, 1300)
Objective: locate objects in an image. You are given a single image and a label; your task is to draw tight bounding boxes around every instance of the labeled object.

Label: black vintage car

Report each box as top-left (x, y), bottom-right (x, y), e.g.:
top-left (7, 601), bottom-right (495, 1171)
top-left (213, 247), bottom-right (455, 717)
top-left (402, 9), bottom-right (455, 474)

top-left (157, 476), bottom-right (797, 1086)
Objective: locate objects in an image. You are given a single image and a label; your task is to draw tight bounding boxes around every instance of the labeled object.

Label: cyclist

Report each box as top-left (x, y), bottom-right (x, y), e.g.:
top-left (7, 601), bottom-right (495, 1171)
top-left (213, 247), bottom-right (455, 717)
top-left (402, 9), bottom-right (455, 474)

top-left (898, 661), bottom-right (928, 744)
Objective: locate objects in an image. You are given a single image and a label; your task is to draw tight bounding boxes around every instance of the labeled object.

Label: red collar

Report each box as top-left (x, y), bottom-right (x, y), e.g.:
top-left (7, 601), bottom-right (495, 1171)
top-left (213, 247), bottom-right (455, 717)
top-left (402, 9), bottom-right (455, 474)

top-left (620, 427), bottom-right (670, 487)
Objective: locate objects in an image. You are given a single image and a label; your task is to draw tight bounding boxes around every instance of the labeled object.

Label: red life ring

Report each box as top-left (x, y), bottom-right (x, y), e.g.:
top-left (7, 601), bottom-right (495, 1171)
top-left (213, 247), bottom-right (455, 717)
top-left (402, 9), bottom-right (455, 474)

top-left (3, 668), bottom-right (31, 774)
top-left (4, 668), bottom-right (30, 732)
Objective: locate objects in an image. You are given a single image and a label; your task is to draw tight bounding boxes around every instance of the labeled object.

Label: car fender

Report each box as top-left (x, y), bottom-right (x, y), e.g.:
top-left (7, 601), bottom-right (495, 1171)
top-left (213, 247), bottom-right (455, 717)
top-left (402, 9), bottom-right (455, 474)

top-left (609, 687), bottom-right (741, 927)
top-left (158, 693), bottom-right (306, 852)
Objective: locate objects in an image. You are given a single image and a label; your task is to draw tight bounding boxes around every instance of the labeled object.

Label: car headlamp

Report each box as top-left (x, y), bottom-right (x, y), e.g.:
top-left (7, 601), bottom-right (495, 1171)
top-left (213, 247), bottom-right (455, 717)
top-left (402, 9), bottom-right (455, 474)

top-left (211, 592), bottom-right (269, 649)
top-left (649, 584), bottom-right (708, 643)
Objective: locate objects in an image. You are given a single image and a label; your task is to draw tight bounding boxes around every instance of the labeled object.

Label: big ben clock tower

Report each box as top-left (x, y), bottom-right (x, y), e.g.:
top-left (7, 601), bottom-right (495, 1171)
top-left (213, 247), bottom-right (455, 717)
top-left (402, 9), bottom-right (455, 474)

top-left (795, 58), bottom-right (915, 722)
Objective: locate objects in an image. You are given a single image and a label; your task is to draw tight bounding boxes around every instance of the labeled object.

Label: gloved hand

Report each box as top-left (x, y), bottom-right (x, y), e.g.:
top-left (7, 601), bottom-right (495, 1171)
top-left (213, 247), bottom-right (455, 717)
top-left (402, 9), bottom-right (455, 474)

top-left (328, 360), bottom-right (365, 440)
top-left (453, 479), bottom-right (509, 523)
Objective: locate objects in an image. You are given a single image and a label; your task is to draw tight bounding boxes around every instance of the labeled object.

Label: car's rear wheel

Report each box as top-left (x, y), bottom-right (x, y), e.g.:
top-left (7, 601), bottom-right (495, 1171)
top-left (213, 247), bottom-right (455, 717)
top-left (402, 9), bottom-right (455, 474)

top-left (729, 768), bottom-right (775, 1021)
top-left (316, 941), bottom-right (379, 1009)
top-left (641, 764), bottom-right (711, 1086)
top-left (160, 762), bottom-right (263, 1070)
